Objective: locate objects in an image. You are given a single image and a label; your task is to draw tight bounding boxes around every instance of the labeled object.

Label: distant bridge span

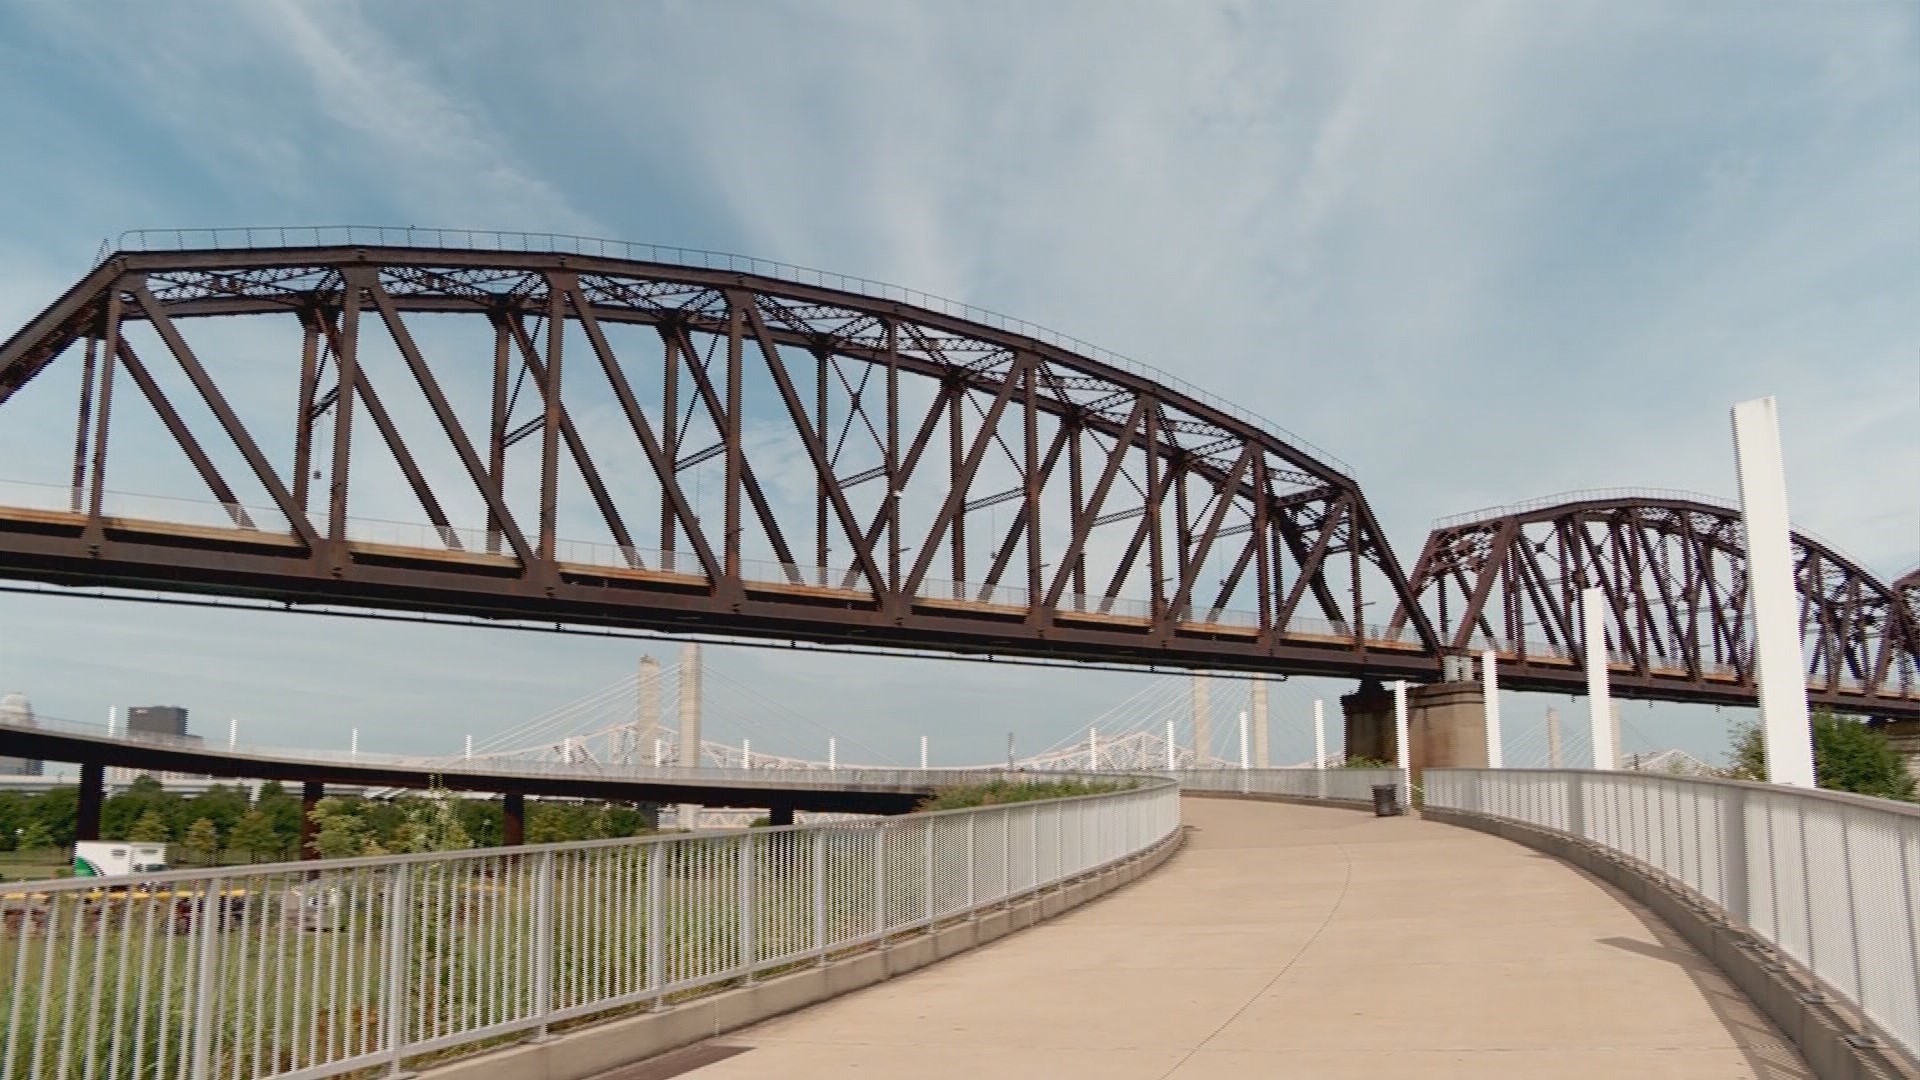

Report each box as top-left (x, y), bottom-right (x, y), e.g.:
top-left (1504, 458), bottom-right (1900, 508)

top-left (1393, 490), bottom-right (1920, 715)
top-left (0, 229), bottom-right (1435, 681)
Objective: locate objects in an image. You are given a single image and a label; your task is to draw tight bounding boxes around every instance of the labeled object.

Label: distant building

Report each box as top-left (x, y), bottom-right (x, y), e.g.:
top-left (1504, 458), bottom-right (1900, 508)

top-left (0, 692), bottom-right (45, 776)
top-left (114, 705), bottom-right (204, 782)
top-left (126, 706), bottom-right (190, 739)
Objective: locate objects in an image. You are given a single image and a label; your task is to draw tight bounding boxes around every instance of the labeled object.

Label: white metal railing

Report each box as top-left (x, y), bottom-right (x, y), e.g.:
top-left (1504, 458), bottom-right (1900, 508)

top-left (1426, 769), bottom-right (1920, 1061)
top-left (1168, 767), bottom-right (1403, 803)
top-left (0, 778), bottom-right (1178, 1079)
top-left (109, 226), bottom-right (1350, 476)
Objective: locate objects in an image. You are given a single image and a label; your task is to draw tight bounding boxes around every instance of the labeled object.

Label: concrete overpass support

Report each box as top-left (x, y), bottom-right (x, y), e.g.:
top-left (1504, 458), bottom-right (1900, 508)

top-left (503, 791), bottom-right (526, 847)
top-left (1191, 673), bottom-right (1212, 766)
top-left (75, 762), bottom-right (104, 842)
top-left (299, 781), bottom-right (323, 859)
top-left (678, 643), bottom-right (703, 828)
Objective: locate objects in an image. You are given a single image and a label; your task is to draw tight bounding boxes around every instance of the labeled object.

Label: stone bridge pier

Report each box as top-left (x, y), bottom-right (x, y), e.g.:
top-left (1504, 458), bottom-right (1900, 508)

top-left (1342, 673), bottom-right (1490, 780)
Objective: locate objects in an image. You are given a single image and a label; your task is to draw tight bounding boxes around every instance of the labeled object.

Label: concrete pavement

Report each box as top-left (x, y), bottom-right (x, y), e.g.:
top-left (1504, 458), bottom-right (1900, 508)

top-left (613, 797), bottom-right (1809, 1079)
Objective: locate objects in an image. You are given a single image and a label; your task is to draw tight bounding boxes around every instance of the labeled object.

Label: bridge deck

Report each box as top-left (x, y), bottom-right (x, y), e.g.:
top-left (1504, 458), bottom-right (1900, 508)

top-left (654, 798), bottom-right (1808, 1079)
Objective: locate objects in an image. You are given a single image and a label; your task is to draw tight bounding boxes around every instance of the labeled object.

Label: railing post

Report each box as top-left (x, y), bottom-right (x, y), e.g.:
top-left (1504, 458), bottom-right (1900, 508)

top-left (1001, 809), bottom-right (1013, 906)
top-left (813, 828), bottom-right (828, 964)
top-left (1567, 772), bottom-right (1585, 841)
top-left (872, 826), bottom-right (887, 943)
top-left (965, 815), bottom-right (977, 916)
top-left (647, 844), bottom-right (667, 1007)
top-left (189, 876), bottom-right (222, 1080)
top-left (1721, 786), bottom-right (1749, 926)
top-left (923, 820), bottom-right (935, 925)
top-left (383, 864), bottom-right (411, 1074)
top-left (533, 850), bottom-right (555, 1039)
top-left (739, 832), bottom-right (757, 982)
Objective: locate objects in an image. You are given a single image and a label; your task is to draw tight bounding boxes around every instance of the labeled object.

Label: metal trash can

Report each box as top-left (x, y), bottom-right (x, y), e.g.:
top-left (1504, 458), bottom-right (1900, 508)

top-left (1371, 784), bottom-right (1400, 817)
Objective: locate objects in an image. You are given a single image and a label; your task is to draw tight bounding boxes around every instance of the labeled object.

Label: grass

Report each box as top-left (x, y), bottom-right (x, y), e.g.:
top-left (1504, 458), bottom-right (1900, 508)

top-left (913, 778), bottom-right (1134, 812)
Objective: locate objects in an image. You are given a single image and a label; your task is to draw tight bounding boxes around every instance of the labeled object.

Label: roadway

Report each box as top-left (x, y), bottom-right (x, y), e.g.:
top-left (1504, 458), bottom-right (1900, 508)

top-left (630, 797), bottom-right (1808, 1078)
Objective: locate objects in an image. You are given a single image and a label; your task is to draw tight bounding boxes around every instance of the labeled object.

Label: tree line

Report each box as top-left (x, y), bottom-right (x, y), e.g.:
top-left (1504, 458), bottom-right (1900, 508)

top-left (0, 775), bottom-right (657, 865)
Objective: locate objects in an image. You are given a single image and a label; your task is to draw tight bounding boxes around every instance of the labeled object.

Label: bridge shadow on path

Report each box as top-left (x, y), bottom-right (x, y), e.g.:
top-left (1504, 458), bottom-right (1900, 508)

top-left (603, 798), bottom-right (1811, 1079)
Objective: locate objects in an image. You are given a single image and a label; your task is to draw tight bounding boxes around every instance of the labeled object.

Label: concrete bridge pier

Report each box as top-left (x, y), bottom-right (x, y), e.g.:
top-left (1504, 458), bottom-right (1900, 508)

top-left (1342, 673), bottom-right (1490, 781)
top-left (768, 800), bottom-right (795, 827)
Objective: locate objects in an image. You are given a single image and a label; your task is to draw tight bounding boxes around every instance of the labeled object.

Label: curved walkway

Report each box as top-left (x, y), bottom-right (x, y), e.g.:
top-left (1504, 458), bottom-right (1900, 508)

top-left (632, 797), bottom-right (1809, 1079)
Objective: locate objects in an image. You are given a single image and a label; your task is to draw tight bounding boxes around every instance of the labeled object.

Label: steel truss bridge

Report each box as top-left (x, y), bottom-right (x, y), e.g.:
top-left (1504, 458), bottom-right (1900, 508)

top-left (0, 229), bottom-right (1917, 716)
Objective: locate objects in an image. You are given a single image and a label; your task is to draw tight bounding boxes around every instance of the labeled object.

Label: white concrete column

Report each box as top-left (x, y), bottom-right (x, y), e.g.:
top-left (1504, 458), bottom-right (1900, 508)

top-left (228, 718), bottom-right (238, 750)
top-left (1583, 587), bottom-right (1617, 771)
top-left (1191, 673), bottom-right (1212, 767)
top-left (1088, 726), bottom-right (1099, 771)
top-left (1481, 650), bottom-right (1503, 768)
top-left (1732, 396), bottom-right (1815, 788)
top-left (741, 737), bottom-right (751, 769)
top-left (1313, 699), bottom-right (1328, 798)
top-left (828, 737), bottom-right (838, 771)
top-left (677, 643), bottom-right (703, 827)
top-left (1251, 679), bottom-right (1270, 767)
top-left (637, 655), bottom-right (663, 767)
top-left (1164, 719), bottom-right (1177, 770)
top-left (920, 735), bottom-right (929, 770)
top-left (1546, 707), bottom-right (1561, 769)
top-left (351, 728), bottom-right (359, 760)
top-left (1238, 711), bottom-right (1250, 770)
top-left (1392, 680), bottom-right (1411, 806)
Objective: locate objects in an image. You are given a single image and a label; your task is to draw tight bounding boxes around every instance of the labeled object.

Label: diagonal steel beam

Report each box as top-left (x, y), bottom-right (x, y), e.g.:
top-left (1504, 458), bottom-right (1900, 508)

top-left (361, 273), bottom-right (534, 565)
top-left (130, 282), bottom-right (317, 546)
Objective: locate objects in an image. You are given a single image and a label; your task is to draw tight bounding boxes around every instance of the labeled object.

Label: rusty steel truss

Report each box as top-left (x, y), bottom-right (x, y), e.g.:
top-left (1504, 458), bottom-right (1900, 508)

top-left (0, 243), bottom-right (1437, 679)
top-left (1392, 492), bottom-right (1920, 715)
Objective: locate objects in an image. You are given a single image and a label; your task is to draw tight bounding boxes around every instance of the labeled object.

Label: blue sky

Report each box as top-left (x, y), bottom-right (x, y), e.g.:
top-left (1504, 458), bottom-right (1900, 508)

top-left (0, 1), bottom-right (1916, 768)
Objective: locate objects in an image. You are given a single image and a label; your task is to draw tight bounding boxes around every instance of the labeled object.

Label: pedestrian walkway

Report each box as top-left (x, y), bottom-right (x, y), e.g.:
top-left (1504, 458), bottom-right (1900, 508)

top-left (615, 797), bottom-right (1809, 1079)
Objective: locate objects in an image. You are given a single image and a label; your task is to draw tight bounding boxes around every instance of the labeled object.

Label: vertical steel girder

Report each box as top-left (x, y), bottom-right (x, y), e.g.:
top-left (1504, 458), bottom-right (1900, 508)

top-left (1395, 495), bottom-right (1920, 714)
top-left (0, 246), bottom-right (1438, 681)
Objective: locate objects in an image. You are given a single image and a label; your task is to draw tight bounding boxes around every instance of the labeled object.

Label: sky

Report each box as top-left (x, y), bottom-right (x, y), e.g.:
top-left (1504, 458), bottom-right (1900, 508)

top-left (0, 1), bottom-right (1915, 770)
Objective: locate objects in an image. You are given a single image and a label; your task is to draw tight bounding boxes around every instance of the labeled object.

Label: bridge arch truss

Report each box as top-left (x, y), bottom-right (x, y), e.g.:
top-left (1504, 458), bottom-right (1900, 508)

top-left (1392, 490), bottom-right (1920, 714)
top-left (0, 235), bottom-right (1436, 677)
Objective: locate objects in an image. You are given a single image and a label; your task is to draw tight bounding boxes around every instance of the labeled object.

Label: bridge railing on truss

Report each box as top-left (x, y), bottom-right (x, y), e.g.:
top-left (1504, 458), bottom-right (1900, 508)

top-left (109, 225), bottom-right (1351, 475)
top-left (1425, 769), bottom-right (1920, 1065)
top-left (0, 774), bottom-right (1180, 1080)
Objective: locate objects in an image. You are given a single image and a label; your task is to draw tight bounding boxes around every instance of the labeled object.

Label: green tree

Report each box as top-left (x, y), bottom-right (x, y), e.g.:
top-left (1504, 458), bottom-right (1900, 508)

top-left (393, 791), bottom-right (473, 853)
top-left (26, 786), bottom-right (78, 847)
top-left (1725, 711), bottom-right (1917, 801)
top-left (15, 821), bottom-right (53, 852)
top-left (182, 817), bottom-right (221, 865)
top-left (307, 797), bottom-right (380, 859)
top-left (127, 808), bottom-right (171, 843)
top-left (186, 785), bottom-right (248, 835)
top-left (254, 781), bottom-right (303, 856)
top-left (103, 775), bottom-right (179, 841)
top-left (228, 809), bottom-right (281, 863)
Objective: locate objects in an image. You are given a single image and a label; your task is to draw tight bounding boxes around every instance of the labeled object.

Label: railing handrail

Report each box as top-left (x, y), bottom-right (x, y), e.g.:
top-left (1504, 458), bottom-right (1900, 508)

top-left (106, 225), bottom-right (1351, 475)
top-left (0, 774), bottom-right (1178, 897)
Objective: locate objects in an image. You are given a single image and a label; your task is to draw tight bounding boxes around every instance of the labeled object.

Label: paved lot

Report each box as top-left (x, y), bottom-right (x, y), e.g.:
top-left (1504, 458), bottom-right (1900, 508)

top-left (622, 797), bottom-right (1809, 1078)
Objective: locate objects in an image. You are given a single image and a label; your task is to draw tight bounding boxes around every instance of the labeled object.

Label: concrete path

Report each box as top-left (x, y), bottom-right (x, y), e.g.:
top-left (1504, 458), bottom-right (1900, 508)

top-left (631, 798), bottom-right (1810, 1078)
